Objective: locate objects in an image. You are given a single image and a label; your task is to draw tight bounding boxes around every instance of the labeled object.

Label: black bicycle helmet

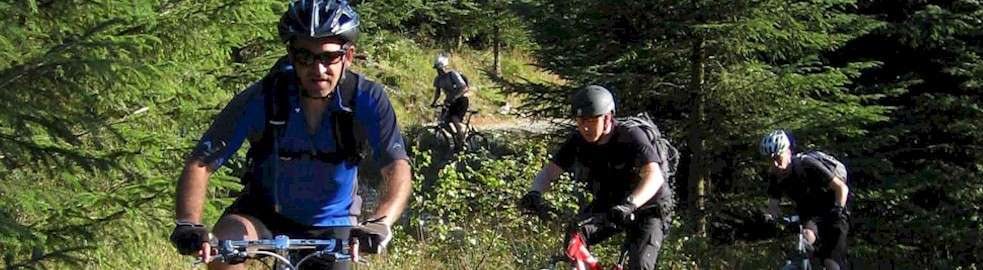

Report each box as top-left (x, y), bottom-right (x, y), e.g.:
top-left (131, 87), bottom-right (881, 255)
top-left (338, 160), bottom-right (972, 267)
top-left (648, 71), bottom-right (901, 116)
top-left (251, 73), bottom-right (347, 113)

top-left (278, 0), bottom-right (360, 44)
top-left (571, 85), bottom-right (616, 117)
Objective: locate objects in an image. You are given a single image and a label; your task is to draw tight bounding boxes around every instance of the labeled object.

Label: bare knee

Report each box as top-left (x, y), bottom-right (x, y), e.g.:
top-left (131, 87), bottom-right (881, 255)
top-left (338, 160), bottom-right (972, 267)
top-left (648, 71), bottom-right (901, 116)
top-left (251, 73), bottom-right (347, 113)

top-left (213, 214), bottom-right (269, 240)
top-left (208, 214), bottom-right (270, 270)
top-left (803, 228), bottom-right (817, 244)
top-left (824, 258), bottom-right (840, 270)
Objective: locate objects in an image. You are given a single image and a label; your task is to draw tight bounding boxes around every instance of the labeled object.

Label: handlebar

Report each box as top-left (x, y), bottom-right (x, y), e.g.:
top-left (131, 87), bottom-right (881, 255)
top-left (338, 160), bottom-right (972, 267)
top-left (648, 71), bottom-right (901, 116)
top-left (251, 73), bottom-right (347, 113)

top-left (781, 215), bottom-right (800, 225)
top-left (202, 235), bottom-right (357, 270)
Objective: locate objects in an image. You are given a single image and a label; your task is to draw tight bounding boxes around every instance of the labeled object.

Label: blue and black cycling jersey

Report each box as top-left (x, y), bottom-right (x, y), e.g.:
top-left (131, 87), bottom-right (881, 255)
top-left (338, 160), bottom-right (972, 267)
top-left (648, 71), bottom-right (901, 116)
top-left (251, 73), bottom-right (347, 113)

top-left (189, 59), bottom-right (408, 227)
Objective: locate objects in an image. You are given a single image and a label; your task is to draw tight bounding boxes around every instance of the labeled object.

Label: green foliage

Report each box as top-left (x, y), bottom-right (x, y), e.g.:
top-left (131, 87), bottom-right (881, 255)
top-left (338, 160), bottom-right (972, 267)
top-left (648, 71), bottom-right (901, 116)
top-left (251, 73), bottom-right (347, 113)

top-left (356, 0), bottom-right (536, 52)
top-left (1, 0), bottom-right (980, 269)
top-left (0, 0), bottom-right (280, 268)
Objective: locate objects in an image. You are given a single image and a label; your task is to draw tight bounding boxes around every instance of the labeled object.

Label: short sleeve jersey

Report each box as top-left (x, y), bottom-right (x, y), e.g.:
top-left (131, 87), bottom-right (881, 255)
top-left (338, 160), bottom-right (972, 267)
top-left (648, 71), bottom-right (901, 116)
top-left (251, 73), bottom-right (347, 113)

top-left (767, 154), bottom-right (838, 217)
top-left (550, 121), bottom-right (668, 209)
top-left (187, 59), bottom-right (408, 227)
top-left (433, 70), bottom-right (468, 103)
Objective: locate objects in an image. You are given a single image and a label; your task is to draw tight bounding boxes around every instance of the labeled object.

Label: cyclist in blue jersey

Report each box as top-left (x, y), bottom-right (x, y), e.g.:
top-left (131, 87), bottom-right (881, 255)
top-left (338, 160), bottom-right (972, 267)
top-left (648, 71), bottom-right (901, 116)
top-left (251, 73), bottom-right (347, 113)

top-left (169, 1), bottom-right (411, 269)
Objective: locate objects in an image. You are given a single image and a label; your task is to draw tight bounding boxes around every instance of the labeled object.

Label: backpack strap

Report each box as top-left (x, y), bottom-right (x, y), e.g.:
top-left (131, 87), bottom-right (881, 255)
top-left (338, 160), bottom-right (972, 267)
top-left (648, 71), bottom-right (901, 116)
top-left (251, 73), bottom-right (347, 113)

top-left (246, 66), bottom-right (364, 168)
top-left (330, 70), bottom-right (363, 164)
top-left (240, 62), bottom-right (291, 204)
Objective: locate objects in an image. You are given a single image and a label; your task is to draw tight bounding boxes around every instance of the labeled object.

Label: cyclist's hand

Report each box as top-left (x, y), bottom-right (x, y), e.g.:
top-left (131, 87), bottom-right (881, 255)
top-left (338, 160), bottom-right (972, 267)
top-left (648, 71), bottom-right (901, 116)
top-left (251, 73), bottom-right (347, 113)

top-left (607, 200), bottom-right (637, 227)
top-left (763, 212), bottom-right (777, 223)
top-left (352, 218), bottom-right (391, 254)
top-left (518, 191), bottom-right (548, 216)
top-left (829, 205), bottom-right (849, 221)
top-left (170, 221), bottom-right (210, 256)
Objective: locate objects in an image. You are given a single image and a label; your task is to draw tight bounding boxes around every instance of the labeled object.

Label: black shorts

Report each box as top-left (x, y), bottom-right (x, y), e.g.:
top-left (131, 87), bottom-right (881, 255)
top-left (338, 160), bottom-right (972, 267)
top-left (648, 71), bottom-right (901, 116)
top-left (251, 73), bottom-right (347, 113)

top-left (803, 215), bottom-right (849, 266)
top-left (443, 96), bottom-right (469, 123)
top-left (223, 197), bottom-right (352, 270)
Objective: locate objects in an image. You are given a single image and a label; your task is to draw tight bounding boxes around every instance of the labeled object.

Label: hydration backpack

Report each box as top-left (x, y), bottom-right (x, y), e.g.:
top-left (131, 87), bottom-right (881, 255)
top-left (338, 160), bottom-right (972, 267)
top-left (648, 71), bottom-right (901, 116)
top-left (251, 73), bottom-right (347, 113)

top-left (618, 113), bottom-right (680, 181)
top-left (617, 112), bottom-right (680, 216)
top-left (797, 150), bottom-right (848, 182)
top-left (243, 57), bottom-right (364, 183)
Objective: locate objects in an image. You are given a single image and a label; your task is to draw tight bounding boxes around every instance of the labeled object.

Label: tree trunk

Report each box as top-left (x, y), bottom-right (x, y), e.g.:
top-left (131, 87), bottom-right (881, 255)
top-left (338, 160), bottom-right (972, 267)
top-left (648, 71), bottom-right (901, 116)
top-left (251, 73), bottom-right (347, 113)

top-left (686, 31), bottom-right (708, 237)
top-left (456, 29), bottom-right (464, 50)
top-left (493, 24), bottom-right (502, 77)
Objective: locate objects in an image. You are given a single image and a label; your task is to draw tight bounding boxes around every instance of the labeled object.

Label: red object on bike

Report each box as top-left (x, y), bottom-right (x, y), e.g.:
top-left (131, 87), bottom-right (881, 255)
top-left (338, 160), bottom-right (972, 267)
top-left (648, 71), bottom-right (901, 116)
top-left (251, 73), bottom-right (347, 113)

top-left (566, 231), bottom-right (600, 270)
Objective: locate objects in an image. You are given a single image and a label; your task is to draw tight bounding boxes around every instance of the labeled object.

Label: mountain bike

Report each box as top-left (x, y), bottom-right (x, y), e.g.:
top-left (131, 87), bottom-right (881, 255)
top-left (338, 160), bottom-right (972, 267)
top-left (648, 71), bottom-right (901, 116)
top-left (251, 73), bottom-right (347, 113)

top-left (429, 104), bottom-right (487, 153)
top-left (541, 216), bottom-right (631, 270)
top-left (200, 234), bottom-right (363, 270)
top-left (778, 215), bottom-right (814, 270)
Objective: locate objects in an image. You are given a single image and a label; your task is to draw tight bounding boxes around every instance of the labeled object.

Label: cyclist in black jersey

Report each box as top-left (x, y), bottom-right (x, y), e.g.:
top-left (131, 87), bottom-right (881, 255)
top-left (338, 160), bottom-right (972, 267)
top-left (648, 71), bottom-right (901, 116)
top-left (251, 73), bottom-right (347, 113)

top-left (760, 130), bottom-right (850, 270)
top-left (519, 86), bottom-right (673, 270)
top-left (430, 53), bottom-right (471, 150)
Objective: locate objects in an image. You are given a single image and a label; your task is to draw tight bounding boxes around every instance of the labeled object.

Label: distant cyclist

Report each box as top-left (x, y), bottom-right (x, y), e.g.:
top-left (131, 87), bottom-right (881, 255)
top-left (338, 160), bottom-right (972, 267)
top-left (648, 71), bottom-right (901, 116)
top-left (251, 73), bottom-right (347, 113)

top-left (170, 1), bottom-right (412, 269)
top-left (760, 130), bottom-right (850, 270)
top-left (519, 85), bottom-right (673, 270)
top-left (429, 53), bottom-right (471, 150)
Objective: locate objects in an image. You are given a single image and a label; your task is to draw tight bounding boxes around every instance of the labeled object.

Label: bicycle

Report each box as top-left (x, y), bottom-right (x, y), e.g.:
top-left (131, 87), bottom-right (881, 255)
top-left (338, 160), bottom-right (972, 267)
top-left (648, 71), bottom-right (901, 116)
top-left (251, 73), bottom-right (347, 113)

top-left (541, 216), bottom-right (631, 270)
top-left (200, 234), bottom-right (364, 270)
top-left (777, 215), bottom-right (814, 270)
top-left (429, 104), bottom-right (487, 153)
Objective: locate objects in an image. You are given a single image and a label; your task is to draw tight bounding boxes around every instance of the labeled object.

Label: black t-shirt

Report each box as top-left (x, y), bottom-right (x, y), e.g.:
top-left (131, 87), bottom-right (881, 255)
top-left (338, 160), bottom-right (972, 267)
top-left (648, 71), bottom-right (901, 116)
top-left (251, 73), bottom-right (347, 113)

top-left (767, 154), bottom-right (839, 217)
top-left (551, 122), bottom-right (669, 209)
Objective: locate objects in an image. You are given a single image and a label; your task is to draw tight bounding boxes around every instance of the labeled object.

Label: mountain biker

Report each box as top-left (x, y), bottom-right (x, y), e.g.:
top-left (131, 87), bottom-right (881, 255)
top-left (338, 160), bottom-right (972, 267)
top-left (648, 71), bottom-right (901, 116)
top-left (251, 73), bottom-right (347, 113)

top-left (169, 1), bottom-right (412, 269)
top-left (429, 53), bottom-right (471, 151)
top-left (519, 85), bottom-right (673, 270)
top-left (760, 130), bottom-right (849, 270)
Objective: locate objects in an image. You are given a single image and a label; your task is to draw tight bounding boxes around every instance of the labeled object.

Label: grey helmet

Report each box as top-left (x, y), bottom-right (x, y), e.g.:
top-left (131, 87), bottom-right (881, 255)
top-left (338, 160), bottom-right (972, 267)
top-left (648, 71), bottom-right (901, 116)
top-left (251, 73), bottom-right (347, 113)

top-left (278, 0), bottom-right (360, 44)
top-left (433, 53), bottom-right (450, 69)
top-left (571, 85), bottom-right (615, 117)
top-left (759, 130), bottom-right (791, 157)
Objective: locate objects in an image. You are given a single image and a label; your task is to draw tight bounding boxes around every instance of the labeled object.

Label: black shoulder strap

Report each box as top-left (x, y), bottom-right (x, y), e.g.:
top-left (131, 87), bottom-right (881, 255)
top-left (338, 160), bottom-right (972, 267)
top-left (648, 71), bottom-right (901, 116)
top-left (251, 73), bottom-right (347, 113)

top-left (332, 71), bottom-right (363, 164)
top-left (241, 67), bottom-right (290, 189)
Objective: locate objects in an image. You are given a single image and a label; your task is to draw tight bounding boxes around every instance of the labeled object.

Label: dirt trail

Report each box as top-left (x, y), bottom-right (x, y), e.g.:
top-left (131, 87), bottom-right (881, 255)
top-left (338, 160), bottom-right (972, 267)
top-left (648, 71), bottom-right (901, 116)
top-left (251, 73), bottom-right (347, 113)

top-left (470, 115), bottom-right (563, 134)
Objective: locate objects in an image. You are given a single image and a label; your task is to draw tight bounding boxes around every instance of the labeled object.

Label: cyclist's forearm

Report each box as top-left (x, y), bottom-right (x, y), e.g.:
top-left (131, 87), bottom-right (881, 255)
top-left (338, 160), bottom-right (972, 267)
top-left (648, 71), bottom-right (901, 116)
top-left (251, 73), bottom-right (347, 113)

top-left (431, 89), bottom-right (441, 104)
top-left (176, 159), bottom-right (212, 224)
top-left (454, 87), bottom-right (470, 100)
top-left (532, 163), bottom-right (562, 193)
top-left (628, 162), bottom-right (664, 207)
top-left (373, 159), bottom-right (412, 225)
top-left (830, 177), bottom-right (848, 207)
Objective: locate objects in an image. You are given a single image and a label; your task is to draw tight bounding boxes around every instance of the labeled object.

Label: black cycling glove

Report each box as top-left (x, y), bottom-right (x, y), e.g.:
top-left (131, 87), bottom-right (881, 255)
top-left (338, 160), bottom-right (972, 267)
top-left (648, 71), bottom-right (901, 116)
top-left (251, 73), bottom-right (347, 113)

top-left (352, 217), bottom-right (391, 254)
top-left (518, 191), bottom-right (549, 217)
top-left (830, 205), bottom-right (849, 221)
top-left (607, 198), bottom-right (637, 227)
top-left (170, 221), bottom-right (210, 255)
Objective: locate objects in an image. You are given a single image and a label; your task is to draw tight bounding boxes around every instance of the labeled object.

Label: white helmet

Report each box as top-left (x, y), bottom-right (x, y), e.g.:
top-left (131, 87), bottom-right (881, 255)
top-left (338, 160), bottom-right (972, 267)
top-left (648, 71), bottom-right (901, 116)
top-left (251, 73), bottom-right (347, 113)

top-left (433, 53), bottom-right (450, 69)
top-left (759, 130), bottom-right (791, 157)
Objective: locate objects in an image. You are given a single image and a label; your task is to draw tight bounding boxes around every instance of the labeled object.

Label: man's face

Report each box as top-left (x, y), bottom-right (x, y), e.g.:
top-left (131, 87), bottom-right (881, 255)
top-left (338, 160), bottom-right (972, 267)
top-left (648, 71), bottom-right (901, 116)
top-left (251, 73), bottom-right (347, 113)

top-left (769, 149), bottom-right (792, 173)
top-left (576, 114), bottom-right (608, 144)
top-left (289, 37), bottom-right (354, 95)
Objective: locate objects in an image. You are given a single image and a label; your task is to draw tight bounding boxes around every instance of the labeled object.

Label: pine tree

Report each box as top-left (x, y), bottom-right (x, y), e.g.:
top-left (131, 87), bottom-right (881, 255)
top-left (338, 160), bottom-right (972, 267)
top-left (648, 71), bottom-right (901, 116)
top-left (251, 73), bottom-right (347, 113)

top-left (0, 1), bottom-right (282, 267)
top-left (828, 0), bottom-right (983, 265)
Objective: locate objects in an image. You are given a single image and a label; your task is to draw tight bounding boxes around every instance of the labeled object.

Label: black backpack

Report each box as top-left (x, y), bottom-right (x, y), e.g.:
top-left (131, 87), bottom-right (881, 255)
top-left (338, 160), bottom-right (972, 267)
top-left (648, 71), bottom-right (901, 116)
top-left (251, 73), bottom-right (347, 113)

top-left (618, 113), bottom-right (680, 182)
top-left (796, 150), bottom-right (848, 182)
top-left (618, 112), bottom-right (680, 216)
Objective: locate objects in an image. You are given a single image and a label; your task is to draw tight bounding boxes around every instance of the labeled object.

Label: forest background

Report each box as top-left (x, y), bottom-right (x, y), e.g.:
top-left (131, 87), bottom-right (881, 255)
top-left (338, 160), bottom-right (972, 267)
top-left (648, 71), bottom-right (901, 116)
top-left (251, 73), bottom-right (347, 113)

top-left (0, 0), bottom-right (980, 269)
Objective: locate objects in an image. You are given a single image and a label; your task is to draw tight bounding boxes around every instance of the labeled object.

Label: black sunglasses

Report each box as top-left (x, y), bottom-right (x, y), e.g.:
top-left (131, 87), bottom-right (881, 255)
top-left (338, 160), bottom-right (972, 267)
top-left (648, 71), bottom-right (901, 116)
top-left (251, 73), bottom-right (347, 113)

top-left (289, 47), bottom-right (347, 66)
